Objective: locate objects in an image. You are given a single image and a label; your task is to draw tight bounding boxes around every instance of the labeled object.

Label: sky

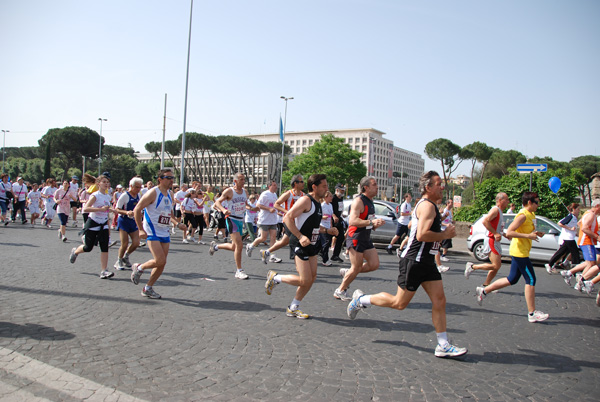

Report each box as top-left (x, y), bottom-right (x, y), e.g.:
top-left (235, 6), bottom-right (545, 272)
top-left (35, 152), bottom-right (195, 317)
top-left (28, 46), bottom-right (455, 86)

top-left (1, 0), bottom-right (599, 175)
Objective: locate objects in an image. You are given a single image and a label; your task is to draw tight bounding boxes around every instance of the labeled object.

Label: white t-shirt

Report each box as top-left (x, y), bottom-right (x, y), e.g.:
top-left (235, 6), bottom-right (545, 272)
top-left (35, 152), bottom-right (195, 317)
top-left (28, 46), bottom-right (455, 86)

top-left (28, 190), bottom-right (41, 205)
top-left (245, 201), bottom-right (258, 224)
top-left (181, 197), bottom-right (198, 213)
top-left (88, 191), bottom-right (112, 230)
top-left (12, 182), bottom-right (28, 201)
top-left (257, 190), bottom-right (278, 225)
top-left (321, 201), bottom-right (333, 229)
top-left (174, 190), bottom-right (187, 211)
top-left (398, 200), bottom-right (412, 226)
top-left (42, 186), bottom-right (57, 205)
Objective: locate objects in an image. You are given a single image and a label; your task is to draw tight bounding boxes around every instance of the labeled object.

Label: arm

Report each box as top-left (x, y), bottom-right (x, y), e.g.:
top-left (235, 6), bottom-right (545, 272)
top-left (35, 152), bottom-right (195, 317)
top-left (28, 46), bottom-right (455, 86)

top-left (415, 201), bottom-right (455, 242)
top-left (348, 197), bottom-right (384, 229)
top-left (214, 188), bottom-right (233, 215)
top-left (274, 191), bottom-right (291, 214)
top-left (114, 193), bottom-right (134, 218)
top-left (506, 214), bottom-right (540, 240)
top-left (482, 207), bottom-right (502, 241)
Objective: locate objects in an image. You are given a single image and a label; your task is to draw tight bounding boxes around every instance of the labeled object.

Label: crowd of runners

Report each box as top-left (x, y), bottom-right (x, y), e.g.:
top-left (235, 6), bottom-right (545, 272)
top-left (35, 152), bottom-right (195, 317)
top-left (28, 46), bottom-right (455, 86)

top-left (2, 168), bottom-right (599, 359)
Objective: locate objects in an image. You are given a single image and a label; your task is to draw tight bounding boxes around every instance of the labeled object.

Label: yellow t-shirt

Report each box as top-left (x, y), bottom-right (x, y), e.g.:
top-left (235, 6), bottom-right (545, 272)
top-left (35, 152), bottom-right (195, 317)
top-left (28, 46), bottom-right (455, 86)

top-left (509, 208), bottom-right (536, 258)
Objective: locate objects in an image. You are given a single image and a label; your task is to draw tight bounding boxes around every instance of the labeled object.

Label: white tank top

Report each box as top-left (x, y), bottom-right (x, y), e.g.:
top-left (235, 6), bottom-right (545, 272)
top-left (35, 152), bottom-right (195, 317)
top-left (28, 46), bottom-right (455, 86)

top-left (89, 191), bottom-right (112, 228)
top-left (143, 187), bottom-right (173, 238)
top-left (229, 187), bottom-right (247, 220)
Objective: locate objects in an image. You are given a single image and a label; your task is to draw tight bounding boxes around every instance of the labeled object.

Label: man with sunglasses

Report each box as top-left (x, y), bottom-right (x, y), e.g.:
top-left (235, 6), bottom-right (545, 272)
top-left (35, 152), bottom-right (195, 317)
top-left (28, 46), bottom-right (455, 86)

top-left (131, 169), bottom-right (186, 299)
top-left (248, 174), bottom-right (305, 264)
top-left (476, 192), bottom-right (549, 323)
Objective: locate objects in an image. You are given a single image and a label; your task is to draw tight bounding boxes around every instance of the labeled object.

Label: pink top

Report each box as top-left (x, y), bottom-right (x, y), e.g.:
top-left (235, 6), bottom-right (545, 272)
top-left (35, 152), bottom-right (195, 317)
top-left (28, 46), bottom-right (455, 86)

top-left (54, 188), bottom-right (74, 215)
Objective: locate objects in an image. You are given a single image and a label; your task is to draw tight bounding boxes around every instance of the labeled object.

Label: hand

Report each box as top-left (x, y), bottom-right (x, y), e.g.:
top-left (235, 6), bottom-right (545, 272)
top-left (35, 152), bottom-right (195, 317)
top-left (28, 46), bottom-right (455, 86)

top-left (333, 216), bottom-right (339, 224)
top-left (127, 211), bottom-right (134, 218)
top-left (139, 229), bottom-right (147, 240)
top-left (536, 231), bottom-right (545, 238)
top-left (494, 233), bottom-right (502, 242)
top-left (373, 218), bottom-right (385, 229)
top-left (529, 232), bottom-right (540, 241)
top-left (299, 235), bottom-right (311, 247)
top-left (269, 207), bottom-right (275, 213)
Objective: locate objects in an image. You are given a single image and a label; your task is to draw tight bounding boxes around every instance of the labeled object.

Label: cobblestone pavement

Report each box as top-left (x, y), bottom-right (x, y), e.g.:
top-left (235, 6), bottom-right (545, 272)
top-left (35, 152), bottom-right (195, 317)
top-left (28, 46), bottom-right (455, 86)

top-left (1, 222), bottom-right (598, 401)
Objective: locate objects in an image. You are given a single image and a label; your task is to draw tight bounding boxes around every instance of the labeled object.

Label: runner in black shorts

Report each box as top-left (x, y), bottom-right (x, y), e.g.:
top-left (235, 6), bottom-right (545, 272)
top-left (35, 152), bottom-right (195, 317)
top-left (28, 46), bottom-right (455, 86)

top-left (333, 176), bottom-right (385, 301)
top-left (347, 171), bottom-right (467, 358)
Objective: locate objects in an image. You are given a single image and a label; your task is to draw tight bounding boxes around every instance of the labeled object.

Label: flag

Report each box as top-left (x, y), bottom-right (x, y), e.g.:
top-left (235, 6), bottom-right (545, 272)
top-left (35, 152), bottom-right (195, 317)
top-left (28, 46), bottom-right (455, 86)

top-left (279, 116), bottom-right (284, 142)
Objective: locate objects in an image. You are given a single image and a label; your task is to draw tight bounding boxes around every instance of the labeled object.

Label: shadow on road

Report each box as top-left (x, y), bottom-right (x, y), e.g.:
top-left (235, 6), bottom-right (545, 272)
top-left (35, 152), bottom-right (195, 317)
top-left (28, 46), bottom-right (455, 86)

top-left (0, 322), bottom-right (75, 341)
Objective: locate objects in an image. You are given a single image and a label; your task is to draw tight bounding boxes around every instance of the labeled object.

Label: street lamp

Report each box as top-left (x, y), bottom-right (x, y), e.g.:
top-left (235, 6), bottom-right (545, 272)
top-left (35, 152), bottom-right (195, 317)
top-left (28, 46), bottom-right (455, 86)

top-left (279, 96), bottom-right (294, 191)
top-left (98, 118), bottom-right (107, 173)
top-left (1, 129), bottom-right (9, 173)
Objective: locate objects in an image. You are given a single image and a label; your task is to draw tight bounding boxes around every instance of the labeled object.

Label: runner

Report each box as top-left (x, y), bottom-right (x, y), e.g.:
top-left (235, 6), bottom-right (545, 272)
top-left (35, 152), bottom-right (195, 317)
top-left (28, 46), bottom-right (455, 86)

top-left (54, 180), bottom-right (77, 242)
top-left (264, 174), bottom-right (338, 318)
top-left (130, 169), bottom-right (186, 298)
top-left (243, 194), bottom-right (259, 242)
top-left (41, 178), bottom-right (57, 228)
top-left (545, 203), bottom-right (581, 273)
top-left (11, 177), bottom-right (28, 224)
top-left (69, 174), bottom-right (116, 279)
top-left (210, 173), bottom-right (252, 279)
top-left (386, 193), bottom-right (412, 255)
top-left (320, 190), bottom-right (334, 266)
top-left (0, 173), bottom-right (11, 225)
top-left (346, 171), bottom-right (467, 358)
top-left (245, 180), bottom-right (280, 263)
top-left (475, 192), bottom-right (550, 323)
top-left (249, 175), bottom-right (305, 264)
top-left (333, 176), bottom-right (385, 301)
top-left (27, 183), bottom-right (42, 227)
top-left (69, 176), bottom-right (80, 227)
top-left (113, 177), bottom-right (143, 270)
top-left (181, 189), bottom-right (202, 244)
top-left (203, 185), bottom-right (215, 229)
top-left (464, 192), bottom-right (509, 285)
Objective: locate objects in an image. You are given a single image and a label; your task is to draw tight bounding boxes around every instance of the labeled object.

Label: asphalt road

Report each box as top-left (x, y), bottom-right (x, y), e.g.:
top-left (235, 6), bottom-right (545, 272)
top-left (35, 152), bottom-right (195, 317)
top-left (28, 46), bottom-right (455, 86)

top-left (1, 221), bottom-right (598, 401)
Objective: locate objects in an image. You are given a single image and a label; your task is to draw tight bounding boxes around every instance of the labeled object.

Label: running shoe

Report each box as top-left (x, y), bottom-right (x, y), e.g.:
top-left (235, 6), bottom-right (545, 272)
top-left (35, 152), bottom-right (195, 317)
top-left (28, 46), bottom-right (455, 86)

top-left (464, 262), bottom-right (474, 279)
top-left (574, 274), bottom-right (584, 292)
top-left (108, 240), bottom-right (118, 248)
top-left (545, 263), bottom-right (556, 274)
top-left (386, 246), bottom-right (393, 255)
top-left (72, 221), bottom-right (78, 228)
top-left (440, 255), bottom-right (449, 262)
top-left (560, 270), bottom-right (572, 286)
top-left (437, 265), bottom-right (450, 273)
top-left (197, 240), bottom-right (206, 245)
top-left (235, 270), bottom-right (249, 280)
top-left (141, 287), bottom-right (161, 299)
top-left (122, 254), bottom-right (132, 268)
top-left (286, 307), bottom-right (309, 319)
top-left (563, 260), bottom-right (572, 269)
top-left (139, 241), bottom-right (146, 247)
top-left (182, 239), bottom-right (189, 244)
top-left (582, 280), bottom-right (595, 296)
top-left (209, 241), bottom-right (218, 256)
top-left (475, 286), bottom-right (485, 306)
top-left (100, 270), bottom-right (114, 279)
top-left (434, 343), bottom-right (467, 358)
top-left (114, 259), bottom-right (126, 270)
top-left (322, 260), bottom-right (332, 267)
top-left (246, 244), bottom-right (254, 257)
top-left (269, 254), bottom-right (282, 263)
top-left (528, 310), bottom-right (549, 323)
top-left (340, 268), bottom-right (348, 278)
top-left (330, 256), bottom-right (343, 262)
top-left (62, 236), bottom-right (68, 243)
top-left (260, 249), bottom-right (270, 264)
top-left (333, 288), bottom-right (352, 301)
top-left (69, 247), bottom-right (77, 264)
top-left (58, 229), bottom-right (62, 239)
top-left (171, 226), bottom-right (176, 235)
top-left (347, 289), bottom-right (365, 319)
top-left (131, 264), bottom-right (143, 285)
top-left (265, 270), bottom-right (278, 295)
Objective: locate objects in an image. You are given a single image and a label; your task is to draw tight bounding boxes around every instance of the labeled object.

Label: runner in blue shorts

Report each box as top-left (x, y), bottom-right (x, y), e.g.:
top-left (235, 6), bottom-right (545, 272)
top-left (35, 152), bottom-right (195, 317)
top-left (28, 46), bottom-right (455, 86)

top-left (114, 177), bottom-right (143, 270)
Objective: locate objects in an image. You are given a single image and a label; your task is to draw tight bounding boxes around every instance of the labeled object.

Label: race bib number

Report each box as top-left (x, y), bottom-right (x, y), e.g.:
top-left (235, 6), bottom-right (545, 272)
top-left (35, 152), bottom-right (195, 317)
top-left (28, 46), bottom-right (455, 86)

top-left (158, 215), bottom-right (170, 225)
top-left (366, 214), bottom-right (375, 229)
top-left (311, 228), bottom-right (320, 245)
top-left (338, 202), bottom-right (344, 211)
top-left (430, 241), bottom-right (441, 255)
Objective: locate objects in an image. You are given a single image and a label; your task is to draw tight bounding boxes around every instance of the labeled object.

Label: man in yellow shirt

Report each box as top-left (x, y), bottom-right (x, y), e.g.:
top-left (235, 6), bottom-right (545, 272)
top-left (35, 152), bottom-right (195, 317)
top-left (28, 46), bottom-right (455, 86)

top-left (475, 192), bottom-right (549, 323)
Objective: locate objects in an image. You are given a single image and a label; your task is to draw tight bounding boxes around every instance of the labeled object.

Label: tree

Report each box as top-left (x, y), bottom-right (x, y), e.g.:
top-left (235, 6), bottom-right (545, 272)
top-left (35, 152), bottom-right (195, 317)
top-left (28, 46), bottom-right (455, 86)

top-left (39, 126), bottom-right (100, 177)
top-left (569, 155), bottom-right (600, 206)
top-left (282, 134), bottom-right (366, 193)
top-left (485, 149), bottom-right (527, 178)
top-left (462, 141), bottom-right (493, 198)
top-left (424, 138), bottom-right (465, 199)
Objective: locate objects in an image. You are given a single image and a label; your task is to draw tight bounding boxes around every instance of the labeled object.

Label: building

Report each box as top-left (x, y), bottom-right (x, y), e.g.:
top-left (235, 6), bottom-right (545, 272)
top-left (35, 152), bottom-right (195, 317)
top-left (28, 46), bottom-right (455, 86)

top-left (449, 174), bottom-right (471, 189)
top-left (137, 128), bottom-right (425, 198)
top-left (244, 128), bottom-right (424, 199)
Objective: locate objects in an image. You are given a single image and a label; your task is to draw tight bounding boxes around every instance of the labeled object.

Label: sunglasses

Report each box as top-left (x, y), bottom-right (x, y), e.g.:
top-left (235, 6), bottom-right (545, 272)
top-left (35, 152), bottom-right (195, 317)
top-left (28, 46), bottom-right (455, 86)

top-left (295, 180), bottom-right (304, 184)
top-left (532, 200), bottom-right (540, 204)
top-left (161, 176), bottom-right (175, 180)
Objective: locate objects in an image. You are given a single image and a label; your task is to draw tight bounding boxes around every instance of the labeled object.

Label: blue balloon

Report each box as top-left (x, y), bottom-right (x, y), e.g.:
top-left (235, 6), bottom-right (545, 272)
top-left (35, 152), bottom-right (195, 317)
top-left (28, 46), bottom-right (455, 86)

top-left (548, 176), bottom-right (561, 194)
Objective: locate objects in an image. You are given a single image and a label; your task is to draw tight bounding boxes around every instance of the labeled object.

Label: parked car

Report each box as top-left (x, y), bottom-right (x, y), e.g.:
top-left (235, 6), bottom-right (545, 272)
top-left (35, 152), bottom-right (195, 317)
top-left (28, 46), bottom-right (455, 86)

top-left (342, 199), bottom-right (400, 245)
top-left (467, 213), bottom-right (565, 262)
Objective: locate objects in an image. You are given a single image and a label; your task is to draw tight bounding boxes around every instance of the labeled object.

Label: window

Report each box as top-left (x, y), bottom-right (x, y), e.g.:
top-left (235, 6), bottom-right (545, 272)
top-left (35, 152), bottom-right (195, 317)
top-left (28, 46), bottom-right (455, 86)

top-left (309, 139), bottom-right (313, 145)
top-left (348, 138), bottom-right (353, 143)
top-left (302, 139), bottom-right (307, 145)
top-left (362, 145), bottom-right (366, 151)
top-left (355, 137), bottom-right (360, 143)
top-left (296, 147), bottom-right (300, 153)
top-left (363, 137), bottom-right (367, 143)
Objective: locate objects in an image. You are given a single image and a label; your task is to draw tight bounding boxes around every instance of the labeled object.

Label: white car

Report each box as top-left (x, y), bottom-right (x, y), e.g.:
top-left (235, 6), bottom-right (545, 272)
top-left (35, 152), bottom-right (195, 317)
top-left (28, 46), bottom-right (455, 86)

top-left (467, 213), bottom-right (566, 262)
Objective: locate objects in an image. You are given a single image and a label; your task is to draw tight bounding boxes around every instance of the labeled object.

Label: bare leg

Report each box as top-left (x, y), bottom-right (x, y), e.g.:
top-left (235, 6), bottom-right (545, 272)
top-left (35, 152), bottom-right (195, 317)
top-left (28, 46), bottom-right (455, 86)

top-left (338, 248), bottom-right (379, 291)
top-left (279, 256), bottom-right (318, 302)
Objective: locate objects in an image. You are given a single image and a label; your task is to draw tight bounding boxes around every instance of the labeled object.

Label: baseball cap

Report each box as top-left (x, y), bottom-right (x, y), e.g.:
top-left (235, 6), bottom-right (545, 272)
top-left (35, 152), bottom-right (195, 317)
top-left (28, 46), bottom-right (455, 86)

top-left (335, 183), bottom-right (346, 191)
top-left (72, 176), bottom-right (78, 180)
top-left (116, 184), bottom-right (123, 189)
top-left (102, 171), bottom-right (111, 179)
top-left (17, 176), bottom-right (23, 181)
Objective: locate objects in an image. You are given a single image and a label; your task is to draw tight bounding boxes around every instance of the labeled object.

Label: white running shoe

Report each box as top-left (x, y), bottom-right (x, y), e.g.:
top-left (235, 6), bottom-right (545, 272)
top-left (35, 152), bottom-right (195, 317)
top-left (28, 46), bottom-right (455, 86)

top-left (333, 288), bottom-right (352, 301)
top-left (440, 255), bottom-right (449, 262)
top-left (235, 270), bottom-right (249, 280)
top-left (347, 289), bottom-right (365, 319)
top-left (209, 241), bottom-right (218, 256)
top-left (475, 286), bottom-right (485, 306)
top-left (260, 249), bottom-right (270, 264)
top-left (582, 280), bottom-right (595, 296)
top-left (100, 270), bottom-right (114, 279)
top-left (560, 270), bottom-right (572, 286)
top-left (246, 244), bottom-right (254, 257)
top-left (437, 265), bottom-right (450, 273)
top-left (114, 259), bottom-right (126, 270)
top-left (528, 310), bottom-right (549, 323)
top-left (322, 260), bottom-right (332, 267)
top-left (269, 254), bottom-right (282, 263)
top-left (464, 262), bottom-right (474, 279)
top-left (545, 263), bottom-right (556, 274)
top-left (434, 343), bottom-right (468, 358)
top-left (182, 239), bottom-right (189, 244)
top-left (339, 268), bottom-right (349, 278)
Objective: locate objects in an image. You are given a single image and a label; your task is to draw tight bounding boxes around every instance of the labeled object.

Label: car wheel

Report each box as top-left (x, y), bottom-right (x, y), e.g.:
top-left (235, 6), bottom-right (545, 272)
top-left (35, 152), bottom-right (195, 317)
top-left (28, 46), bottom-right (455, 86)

top-left (472, 240), bottom-right (489, 262)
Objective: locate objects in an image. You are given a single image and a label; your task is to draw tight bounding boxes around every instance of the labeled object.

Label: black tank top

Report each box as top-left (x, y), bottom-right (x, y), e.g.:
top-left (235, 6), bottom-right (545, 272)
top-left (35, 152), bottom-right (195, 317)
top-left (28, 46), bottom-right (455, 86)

top-left (401, 198), bottom-right (442, 263)
top-left (347, 194), bottom-right (375, 240)
top-left (291, 194), bottom-right (322, 245)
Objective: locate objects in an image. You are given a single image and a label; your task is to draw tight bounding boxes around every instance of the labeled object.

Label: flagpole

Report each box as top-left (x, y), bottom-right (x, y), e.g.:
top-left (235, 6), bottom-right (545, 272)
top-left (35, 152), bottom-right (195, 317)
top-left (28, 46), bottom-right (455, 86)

top-left (280, 96), bottom-right (293, 192)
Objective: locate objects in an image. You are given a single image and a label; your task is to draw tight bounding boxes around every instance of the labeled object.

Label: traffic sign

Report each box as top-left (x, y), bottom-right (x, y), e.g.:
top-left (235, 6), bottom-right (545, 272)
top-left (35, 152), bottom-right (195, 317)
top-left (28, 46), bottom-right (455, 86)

top-left (516, 163), bottom-right (547, 173)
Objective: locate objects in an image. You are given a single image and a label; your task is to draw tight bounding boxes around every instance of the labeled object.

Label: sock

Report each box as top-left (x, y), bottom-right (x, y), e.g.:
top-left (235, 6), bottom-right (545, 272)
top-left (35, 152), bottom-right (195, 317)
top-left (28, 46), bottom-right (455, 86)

top-left (387, 244), bottom-right (392, 249)
top-left (528, 311), bottom-right (534, 316)
top-left (360, 295), bottom-right (372, 306)
top-left (290, 298), bottom-right (301, 311)
top-left (137, 265), bottom-right (143, 272)
top-left (436, 332), bottom-right (449, 347)
top-left (273, 274), bottom-right (282, 284)
top-left (215, 244), bottom-right (219, 250)
top-left (237, 268), bottom-right (243, 273)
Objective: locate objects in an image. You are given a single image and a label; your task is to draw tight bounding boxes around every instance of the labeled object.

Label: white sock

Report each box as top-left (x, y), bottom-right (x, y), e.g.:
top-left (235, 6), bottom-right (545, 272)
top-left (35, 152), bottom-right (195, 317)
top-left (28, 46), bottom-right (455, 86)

top-left (137, 265), bottom-right (143, 272)
top-left (360, 295), bottom-right (372, 306)
top-left (273, 274), bottom-right (282, 284)
top-left (436, 332), bottom-right (449, 347)
top-left (214, 244), bottom-right (219, 250)
top-left (237, 268), bottom-right (244, 273)
top-left (290, 298), bottom-right (301, 310)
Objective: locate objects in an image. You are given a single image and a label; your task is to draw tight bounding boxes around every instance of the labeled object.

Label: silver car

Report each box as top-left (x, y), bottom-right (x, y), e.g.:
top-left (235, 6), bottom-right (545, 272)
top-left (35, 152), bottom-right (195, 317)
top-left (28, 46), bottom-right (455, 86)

top-left (467, 213), bottom-right (563, 262)
top-left (342, 199), bottom-right (400, 245)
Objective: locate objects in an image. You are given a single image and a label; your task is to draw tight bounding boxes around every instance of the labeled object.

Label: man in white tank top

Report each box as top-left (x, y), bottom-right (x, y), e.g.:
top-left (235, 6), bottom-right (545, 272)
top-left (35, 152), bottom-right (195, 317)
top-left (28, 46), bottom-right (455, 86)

top-left (210, 173), bottom-right (251, 279)
top-left (130, 169), bottom-right (187, 299)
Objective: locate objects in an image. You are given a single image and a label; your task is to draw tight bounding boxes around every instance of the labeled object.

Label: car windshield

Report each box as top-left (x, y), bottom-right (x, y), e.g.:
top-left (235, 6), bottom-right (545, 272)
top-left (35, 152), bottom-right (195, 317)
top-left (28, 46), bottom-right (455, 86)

top-left (374, 203), bottom-right (391, 216)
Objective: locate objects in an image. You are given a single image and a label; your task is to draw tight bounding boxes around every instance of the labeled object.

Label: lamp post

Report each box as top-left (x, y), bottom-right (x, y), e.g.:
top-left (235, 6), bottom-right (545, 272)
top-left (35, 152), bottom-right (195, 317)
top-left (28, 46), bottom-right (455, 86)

top-left (279, 96), bottom-right (293, 191)
top-left (1, 129), bottom-right (9, 173)
top-left (98, 118), bottom-right (107, 173)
